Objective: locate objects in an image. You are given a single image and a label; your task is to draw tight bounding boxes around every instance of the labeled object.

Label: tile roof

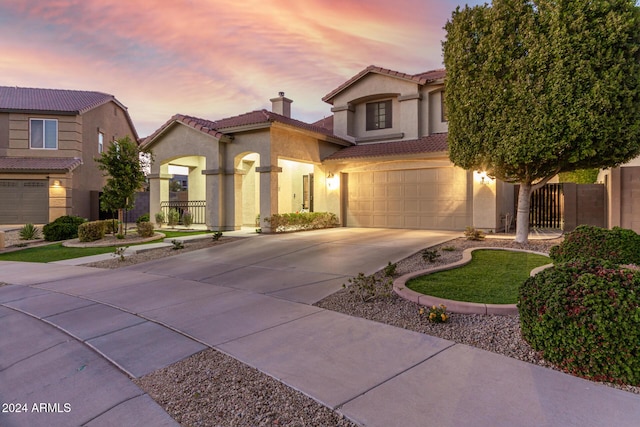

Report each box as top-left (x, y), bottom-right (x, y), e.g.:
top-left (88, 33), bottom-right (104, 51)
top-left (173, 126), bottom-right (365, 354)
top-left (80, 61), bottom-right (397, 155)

top-left (0, 86), bottom-right (120, 114)
top-left (322, 65), bottom-right (447, 103)
top-left (143, 110), bottom-right (349, 147)
top-left (0, 156), bottom-right (83, 172)
top-left (324, 133), bottom-right (448, 161)
top-left (311, 115), bottom-right (333, 132)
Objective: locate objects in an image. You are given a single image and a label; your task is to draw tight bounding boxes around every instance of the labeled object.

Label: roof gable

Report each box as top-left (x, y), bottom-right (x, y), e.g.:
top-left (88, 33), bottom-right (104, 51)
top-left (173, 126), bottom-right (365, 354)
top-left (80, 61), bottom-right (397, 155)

top-left (322, 65), bottom-right (446, 104)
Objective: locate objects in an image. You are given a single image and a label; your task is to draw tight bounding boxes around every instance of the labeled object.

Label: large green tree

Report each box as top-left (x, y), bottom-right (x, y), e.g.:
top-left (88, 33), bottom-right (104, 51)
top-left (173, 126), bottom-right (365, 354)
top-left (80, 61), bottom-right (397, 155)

top-left (95, 136), bottom-right (149, 235)
top-left (443, 0), bottom-right (640, 243)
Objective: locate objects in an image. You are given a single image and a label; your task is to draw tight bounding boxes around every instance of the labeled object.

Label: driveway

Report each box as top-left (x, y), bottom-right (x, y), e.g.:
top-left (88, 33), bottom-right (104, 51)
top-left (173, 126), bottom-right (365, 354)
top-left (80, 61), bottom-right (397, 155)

top-left (122, 227), bottom-right (460, 303)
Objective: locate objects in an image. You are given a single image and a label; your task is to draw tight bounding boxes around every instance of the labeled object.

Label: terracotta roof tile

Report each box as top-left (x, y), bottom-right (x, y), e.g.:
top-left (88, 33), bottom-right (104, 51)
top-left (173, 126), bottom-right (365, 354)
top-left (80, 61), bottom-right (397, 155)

top-left (0, 156), bottom-right (83, 172)
top-left (324, 133), bottom-right (448, 161)
top-left (0, 86), bottom-right (118, 114)
top-left (143, 110), bottom-right (348, 147)
top-left (322, 66), bottom-right (447, 103)
top-left (312, 115), bottom-right (333, 132)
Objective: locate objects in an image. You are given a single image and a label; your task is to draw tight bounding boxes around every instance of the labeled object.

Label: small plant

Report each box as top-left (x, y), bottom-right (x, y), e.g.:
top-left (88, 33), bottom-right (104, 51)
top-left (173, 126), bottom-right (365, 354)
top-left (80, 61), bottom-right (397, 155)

top-left (384, 261), bottom-right (397, 277)
top-left (19, 223), bottom-right (41, 240)
top-left (136, 221), bottom-right (155, 238)
top-left (441, 246), bottom-right (456, 252)
top-left (182, 211), bottom-right (193, 228)
top-left (464, 226), bottom-right (486, 241)
top-left (422, 249), bottom-right (441, 263)
top-left (419, 304), bottom-right (449, 323)
top-left (112, 246), bottom-right (129, 261)
top-left (167, 209), bottom-right (180, 227)
top-left (212, 231), bottom-right (223, 241)
top-left (171, 239), bottom-right (184, 250)
top-left (343, 273), bottom-right (392, 302)
top-left (136, 214), bottom-right (150, 224)
top-left (155, 212), bottom-right (166, 228)
top-left (116, 233), bottom-right (125, 240)
top-left (78, 221), bottom-right (106, 242)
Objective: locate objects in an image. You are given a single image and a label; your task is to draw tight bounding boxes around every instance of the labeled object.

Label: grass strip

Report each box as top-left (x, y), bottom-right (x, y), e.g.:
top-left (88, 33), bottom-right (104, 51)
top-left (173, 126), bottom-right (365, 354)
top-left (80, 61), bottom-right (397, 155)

top-left (407, 249), bottom-right (550, 304)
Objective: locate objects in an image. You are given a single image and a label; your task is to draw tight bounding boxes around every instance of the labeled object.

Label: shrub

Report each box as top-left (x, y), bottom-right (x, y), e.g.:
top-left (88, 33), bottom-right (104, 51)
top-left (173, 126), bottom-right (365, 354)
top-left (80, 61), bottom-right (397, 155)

top-left (422, 249), bottom-right (441, 262)
top-left (343, 272), bottom-right (392, 302)
top-left (549, 225), bottom-right (640, 265)
top-left (78, 221), bottom-right (106, 242)
top-left (155, 211), bottom-right (165, 228)
top-left (264, 212), bottom-right (339, 232)
top-left (171, 239), bottom-right (184, 250)
top-left (19, 223), bottom-right (41, 240)
top-left (103, 219), bottom-right (119, 235)
top-left (518, 259), bottom-right (640, 385)
top-left (384, 261), bottom-right (397, 277)
top-left (182, 211), bottom-right (193, 228)
top-left (167, 209), bottom-right (180, 227)
top-left (464, 226), bottom-right (485, 241)
top-left (43, 215), bottom-right (86, 241)
top-left (136, 214), bottom-right (150, 224)
top-left (136, 221), bottom-right (155, 238)
top-left (212, 231), bottom-right (223, 241)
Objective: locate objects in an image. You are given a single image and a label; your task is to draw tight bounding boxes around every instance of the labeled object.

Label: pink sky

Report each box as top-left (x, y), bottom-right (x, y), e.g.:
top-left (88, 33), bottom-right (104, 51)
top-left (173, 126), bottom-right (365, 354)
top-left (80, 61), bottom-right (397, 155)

top-left (0, 0), bottom-right (481, 137)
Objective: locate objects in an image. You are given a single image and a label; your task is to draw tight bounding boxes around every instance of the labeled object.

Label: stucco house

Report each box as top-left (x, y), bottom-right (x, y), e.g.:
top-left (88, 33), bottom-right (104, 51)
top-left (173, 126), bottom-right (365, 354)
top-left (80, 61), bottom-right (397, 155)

top-left (144, 66), bottom-right (511, 232)
top-left (0, 86), bottom-right (138, 224)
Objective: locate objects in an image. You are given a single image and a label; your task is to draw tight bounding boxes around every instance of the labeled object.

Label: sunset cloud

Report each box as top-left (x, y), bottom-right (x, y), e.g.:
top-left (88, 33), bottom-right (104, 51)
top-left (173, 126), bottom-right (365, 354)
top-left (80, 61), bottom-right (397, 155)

top-left (0, 0), bottom-right (481, 136)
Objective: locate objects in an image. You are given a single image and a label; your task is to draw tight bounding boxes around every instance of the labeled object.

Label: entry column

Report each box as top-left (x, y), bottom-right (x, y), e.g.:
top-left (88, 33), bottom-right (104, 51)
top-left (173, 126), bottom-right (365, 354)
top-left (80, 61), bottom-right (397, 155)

top-left (256, 165), bottom-right (282, 233)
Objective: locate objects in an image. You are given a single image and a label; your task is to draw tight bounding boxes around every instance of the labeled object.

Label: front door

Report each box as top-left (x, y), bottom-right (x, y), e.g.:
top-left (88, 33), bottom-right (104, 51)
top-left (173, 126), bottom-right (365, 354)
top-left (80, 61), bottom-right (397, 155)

top-left (303, 174), bottom-right (314, 212)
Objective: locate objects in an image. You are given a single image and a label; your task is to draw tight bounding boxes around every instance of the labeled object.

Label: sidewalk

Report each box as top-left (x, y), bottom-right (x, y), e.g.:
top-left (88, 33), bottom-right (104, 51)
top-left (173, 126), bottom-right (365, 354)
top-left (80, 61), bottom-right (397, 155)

top-left (1, 229), bottom-right (639, 426)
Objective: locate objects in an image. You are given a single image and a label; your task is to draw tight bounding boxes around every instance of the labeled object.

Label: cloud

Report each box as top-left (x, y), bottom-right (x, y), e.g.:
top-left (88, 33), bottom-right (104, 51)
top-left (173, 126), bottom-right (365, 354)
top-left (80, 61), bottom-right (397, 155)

top-left (0, 0), bottom-right (479, 135)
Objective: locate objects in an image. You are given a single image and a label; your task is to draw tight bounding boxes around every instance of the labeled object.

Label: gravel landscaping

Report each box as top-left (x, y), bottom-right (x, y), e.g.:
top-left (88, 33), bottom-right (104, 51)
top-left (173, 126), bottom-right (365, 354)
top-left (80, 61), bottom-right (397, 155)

top-left (2, 229), bottom-right (638, 426)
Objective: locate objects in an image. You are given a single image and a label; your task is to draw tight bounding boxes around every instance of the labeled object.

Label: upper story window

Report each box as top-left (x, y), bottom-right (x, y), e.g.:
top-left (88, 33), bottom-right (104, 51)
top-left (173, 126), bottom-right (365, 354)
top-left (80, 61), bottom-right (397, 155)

top-left (366, 100), bottom-right (392, 130)
top-left (30, 118), bottom-right (58, 149)
top-left (98, 132), bottom-right (104, 153)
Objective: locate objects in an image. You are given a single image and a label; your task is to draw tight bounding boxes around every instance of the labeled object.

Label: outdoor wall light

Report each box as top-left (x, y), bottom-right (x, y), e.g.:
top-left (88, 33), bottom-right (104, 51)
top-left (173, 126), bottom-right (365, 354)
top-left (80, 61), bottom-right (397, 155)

top-left (474, 171), bottom-right (493, 185)
top-left (52, 180), bottom-right (61, 187)
top-left (326, 172), bottom-right (338, 189)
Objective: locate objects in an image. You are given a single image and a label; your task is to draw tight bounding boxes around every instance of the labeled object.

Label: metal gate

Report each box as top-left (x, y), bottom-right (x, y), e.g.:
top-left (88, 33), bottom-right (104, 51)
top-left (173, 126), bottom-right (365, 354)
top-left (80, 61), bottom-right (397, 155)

top-left (515, 184), bottom-right (564, 229)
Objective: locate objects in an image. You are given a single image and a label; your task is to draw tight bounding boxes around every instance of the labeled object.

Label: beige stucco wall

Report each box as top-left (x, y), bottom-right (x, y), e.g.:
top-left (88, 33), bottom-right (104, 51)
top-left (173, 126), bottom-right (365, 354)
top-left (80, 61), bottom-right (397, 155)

top-left (427, 89), bottom-right (448, 134)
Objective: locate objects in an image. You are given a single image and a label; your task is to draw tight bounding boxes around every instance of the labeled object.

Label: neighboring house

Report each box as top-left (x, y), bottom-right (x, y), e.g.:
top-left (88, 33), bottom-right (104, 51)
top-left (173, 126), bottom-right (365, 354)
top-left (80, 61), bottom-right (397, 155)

top-left (144, 66), bottom-right (512, 232)
top-left (0, 86), bottom-right (138, 224)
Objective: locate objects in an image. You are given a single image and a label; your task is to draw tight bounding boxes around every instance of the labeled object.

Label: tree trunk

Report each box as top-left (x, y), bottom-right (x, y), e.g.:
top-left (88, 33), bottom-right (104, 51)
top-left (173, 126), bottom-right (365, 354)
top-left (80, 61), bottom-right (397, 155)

top-left (118, 208), bottom-right (124, 236)
top-left (515, 182), bottom-right (532, 244)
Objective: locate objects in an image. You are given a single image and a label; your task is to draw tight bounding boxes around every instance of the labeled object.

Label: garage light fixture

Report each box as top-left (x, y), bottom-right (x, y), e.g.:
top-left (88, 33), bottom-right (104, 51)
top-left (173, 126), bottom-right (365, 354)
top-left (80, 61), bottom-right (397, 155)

top-left (52, 180), bottom-right (61, 187)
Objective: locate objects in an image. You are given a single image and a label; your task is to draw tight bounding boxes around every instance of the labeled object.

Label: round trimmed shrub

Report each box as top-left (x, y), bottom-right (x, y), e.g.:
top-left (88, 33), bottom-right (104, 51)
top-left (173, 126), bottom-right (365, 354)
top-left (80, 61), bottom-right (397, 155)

top-left (549, 225), bottom-right (640, 265)
top-left (78, 221), bottom-right (106, 242)
top-left (43, 215), bottom-right (86, 241)
top-left (518, 259), bottom-right (640, 385)
top-left (136, 221), bottom-right (155, 238)
top-left (136, 213), bottom-right (150, 224)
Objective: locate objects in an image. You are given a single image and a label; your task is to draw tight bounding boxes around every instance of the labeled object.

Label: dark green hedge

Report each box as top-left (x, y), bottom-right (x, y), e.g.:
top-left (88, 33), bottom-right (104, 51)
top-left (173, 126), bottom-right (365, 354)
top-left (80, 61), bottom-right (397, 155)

top-left (43, 215), bottom-right (86, 241)
top-left (518, 259), bottom-right (640, 385)
top-left (549, 225), bottom-right (640, 265)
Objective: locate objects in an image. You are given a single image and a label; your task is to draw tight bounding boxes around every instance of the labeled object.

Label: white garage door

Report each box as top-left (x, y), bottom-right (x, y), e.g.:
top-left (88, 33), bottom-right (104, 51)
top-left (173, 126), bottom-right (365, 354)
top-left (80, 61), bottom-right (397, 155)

top-left (0, 180), bottom-right (49, 224)
top-left (346, 168), bottom-right (471, 230)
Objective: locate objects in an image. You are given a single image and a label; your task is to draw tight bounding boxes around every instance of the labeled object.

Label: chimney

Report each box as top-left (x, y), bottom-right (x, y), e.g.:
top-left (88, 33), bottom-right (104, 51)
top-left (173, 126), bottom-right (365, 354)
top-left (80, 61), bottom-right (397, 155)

top-left (270, 91), bottom-right (293, 118)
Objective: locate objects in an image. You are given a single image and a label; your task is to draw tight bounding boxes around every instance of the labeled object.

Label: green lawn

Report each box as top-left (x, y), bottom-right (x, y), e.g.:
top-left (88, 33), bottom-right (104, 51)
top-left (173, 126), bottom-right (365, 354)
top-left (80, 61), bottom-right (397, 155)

top-left (0, 243), bottom-right (114, 263)
top-left (0, 230), bottom-right (213, 263)
top-left (407, 249), bottom-right (550, 304)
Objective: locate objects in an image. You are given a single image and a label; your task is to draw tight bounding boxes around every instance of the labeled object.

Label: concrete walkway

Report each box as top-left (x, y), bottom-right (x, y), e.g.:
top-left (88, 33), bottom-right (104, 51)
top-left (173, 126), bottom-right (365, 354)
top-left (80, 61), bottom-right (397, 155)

top-left (1, 228), bottom-right (639, 426)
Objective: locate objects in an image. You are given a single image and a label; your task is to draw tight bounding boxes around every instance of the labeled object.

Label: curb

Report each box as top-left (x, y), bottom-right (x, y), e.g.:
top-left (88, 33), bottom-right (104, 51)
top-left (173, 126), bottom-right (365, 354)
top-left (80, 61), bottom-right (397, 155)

top-left (393, 247), bottom-right (550, 315)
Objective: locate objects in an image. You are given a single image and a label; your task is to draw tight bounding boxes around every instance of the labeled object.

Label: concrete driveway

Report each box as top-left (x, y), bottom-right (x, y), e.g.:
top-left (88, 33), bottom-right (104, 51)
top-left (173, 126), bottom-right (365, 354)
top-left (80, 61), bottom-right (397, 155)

top-left (2, 227), bottom-right (639, 427)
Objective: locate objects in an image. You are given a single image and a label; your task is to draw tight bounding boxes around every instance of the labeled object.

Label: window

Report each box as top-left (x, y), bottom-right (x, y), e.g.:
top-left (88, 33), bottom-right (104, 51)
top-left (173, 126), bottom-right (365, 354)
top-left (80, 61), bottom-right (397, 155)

top-left (98, 132), bottom-right (104, 153)
top-left (30, 119), bottom-right (58, 149)
top-left (366, 100), bottom-right (392, 130)
top-left (441, 91), bottom-right (448, 122)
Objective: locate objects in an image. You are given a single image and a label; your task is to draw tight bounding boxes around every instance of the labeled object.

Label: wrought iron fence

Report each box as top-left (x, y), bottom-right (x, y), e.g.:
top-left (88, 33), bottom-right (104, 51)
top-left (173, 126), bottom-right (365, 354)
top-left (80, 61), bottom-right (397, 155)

top-left (529, 184), bottom-right (563, 229)
top-left (159, 200), bottom-right (206, 224)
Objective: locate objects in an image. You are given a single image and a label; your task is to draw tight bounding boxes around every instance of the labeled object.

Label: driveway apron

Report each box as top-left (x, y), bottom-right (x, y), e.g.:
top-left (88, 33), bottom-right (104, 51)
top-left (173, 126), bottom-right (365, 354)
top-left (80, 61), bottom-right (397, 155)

top-left (1, 228), bottom-right (639, 426)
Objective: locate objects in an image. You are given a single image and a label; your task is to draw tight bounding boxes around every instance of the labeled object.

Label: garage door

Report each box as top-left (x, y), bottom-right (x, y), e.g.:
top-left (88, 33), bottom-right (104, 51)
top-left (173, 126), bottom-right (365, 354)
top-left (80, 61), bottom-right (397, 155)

top-left (346, 168), bottom-right (471, 230)
top-left (0, 180), bottom-right (49, 224)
